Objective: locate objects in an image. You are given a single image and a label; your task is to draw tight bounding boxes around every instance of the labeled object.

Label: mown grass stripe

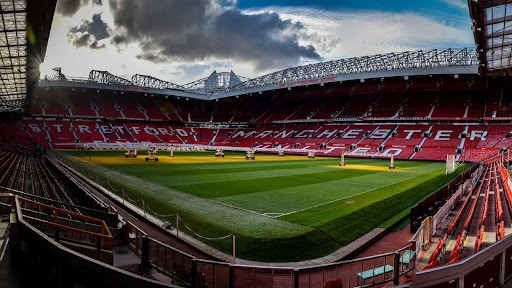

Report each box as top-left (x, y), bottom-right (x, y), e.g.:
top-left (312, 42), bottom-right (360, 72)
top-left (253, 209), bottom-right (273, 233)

top-left (148, 166), bottom-right (339, 186)
top-left (172, 169), bottom-right (382, 197)
top-left (215, 164), bottom-right (443, 214)
top-left (58, 150), bottom-right (462, 262)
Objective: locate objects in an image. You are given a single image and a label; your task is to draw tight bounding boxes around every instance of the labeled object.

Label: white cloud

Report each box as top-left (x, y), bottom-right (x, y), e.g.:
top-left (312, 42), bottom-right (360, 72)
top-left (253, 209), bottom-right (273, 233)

top-left (41, 4), bottom-right (475, 85)
top-left (256, 7), bottom-right (474, 61)
top-left (438, 0), bottom-right (468, 10)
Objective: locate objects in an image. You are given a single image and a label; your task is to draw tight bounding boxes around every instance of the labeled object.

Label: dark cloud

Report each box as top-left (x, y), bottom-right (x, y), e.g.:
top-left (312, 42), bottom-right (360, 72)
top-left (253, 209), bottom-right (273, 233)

top-left (70, 32), bottom-right (106, 50)
top-left (70, 13), bottom-right (111, 41)
top-left (108, 0), bottom-right (321, 71)
top-left (72, 33), bottom-right (90, 47)
top-left (89, 39), bottom-right (106, 49)
top-left (68, 13), bottom-right (110, 50)
top-left (56, 0), bottom-right (90, 17)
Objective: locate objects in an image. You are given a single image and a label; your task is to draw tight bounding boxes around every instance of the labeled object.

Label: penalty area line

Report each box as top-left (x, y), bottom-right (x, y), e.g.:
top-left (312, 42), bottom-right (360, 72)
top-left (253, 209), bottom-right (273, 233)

top-left (262, 212), bottom-right (286, 218)
top-left (202, 197), bottom-right (275, 218)
top-left (277, 172), bottom-right (429, 218)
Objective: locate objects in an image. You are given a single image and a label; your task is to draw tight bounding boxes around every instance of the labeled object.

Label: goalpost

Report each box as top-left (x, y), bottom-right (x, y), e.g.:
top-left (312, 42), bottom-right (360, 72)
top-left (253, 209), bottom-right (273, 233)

top-left (339, 152), bottom-right (345, 166)
top-left (446, 154), bottom-right (456, 174)
top-left (389, 155), bottom-right (395, 169)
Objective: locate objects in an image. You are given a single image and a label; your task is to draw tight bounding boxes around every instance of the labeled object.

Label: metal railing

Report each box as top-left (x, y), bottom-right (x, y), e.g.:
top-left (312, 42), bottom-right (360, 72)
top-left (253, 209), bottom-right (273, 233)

top-left (142, 236), bottom-right (416, 288)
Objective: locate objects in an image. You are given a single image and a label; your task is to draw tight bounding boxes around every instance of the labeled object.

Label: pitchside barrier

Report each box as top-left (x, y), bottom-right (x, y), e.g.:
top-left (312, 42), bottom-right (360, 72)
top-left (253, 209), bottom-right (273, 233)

top-left (411, 164), bottom-right (482, 252)
top-left (410, 221), bottom-right (427, 266)
top-left (431, 184), bottom-right (463, 235)
top-left (140, 236), bottom-right (417, 288)
top-left (431, 165), bottom-right (483, 234)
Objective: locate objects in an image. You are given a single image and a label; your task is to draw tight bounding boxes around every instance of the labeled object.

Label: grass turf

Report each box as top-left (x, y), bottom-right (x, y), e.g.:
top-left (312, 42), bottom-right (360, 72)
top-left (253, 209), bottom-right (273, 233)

top-left (59, 150), bottom-right (465, 261)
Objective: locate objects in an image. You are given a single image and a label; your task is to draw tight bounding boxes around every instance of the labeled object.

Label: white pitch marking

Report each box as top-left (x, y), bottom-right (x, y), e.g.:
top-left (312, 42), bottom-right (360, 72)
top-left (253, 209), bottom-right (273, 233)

top-left (200, 197), bottom-right (272, 217)
top-left (263, 213), bottom-right (286, 218)
top-left (276, 173), bottom-right (430, 218)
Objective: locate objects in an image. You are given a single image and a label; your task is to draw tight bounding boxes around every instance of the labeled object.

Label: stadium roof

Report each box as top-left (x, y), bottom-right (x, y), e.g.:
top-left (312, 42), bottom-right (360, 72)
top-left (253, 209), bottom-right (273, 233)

top-left (26, 0), bottom-right (56, 111)
top-left (470, 0), bottom-right (512, 76)
top-left (183, 71), bottom-right (250, 94)
top-left (0, 0), bottom-right (26, 113)
top-left (40, 47), bottom-right (479, 100)
top-left (0, 0), bottom-right (55, 114)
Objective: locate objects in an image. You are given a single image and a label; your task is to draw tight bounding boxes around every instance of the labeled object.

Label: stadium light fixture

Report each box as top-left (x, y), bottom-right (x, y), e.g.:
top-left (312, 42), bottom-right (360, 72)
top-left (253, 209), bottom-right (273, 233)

top-left (454, 74), bottom-right (459, 79)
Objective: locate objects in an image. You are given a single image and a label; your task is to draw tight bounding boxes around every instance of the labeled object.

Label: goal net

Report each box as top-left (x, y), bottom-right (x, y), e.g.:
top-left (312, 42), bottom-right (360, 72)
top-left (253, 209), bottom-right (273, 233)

top-left (446, 154), bottom-right (456, 174)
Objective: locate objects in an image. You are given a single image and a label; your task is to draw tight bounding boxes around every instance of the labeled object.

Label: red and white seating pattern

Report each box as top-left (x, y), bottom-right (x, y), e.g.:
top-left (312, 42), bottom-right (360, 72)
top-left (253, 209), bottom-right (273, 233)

top-left (12, 118), bottom-right (509, 162)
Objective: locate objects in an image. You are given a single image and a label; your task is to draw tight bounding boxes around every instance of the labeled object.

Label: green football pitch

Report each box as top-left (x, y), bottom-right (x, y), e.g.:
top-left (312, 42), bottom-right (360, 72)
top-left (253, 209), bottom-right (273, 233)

top-left (60, 150), bottom-right (464, 262)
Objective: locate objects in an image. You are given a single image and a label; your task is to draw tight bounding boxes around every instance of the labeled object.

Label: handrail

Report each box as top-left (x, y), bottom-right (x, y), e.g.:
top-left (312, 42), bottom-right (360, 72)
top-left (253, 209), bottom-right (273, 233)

top-left (0, 185), bottom-right (115, 218)
top-left (411, 232), bottom-right (512, 287)
top-left (18, 197), bottom-right (113, 250)
top-left (126, 220), bottom-right (147, 256)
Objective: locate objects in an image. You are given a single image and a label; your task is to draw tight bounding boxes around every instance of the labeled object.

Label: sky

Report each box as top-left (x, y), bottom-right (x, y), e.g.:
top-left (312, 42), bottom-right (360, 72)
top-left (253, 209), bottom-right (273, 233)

top-left (39, 0), bottom-right (475, 85)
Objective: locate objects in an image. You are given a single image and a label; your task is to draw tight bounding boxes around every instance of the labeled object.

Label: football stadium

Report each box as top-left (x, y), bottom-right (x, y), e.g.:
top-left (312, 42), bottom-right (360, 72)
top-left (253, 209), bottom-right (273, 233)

top-left (1, 0), bottom-right (512, 287)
